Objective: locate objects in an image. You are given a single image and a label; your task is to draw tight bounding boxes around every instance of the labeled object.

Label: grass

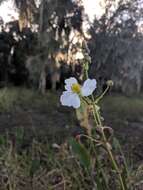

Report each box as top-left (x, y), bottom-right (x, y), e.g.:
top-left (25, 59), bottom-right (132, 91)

top-left (0, 88), bottom-right (142, 189)
top-left (0, 87), bottom-right (143, 121)
top-left (100, 93), bottom-right (143, 122)
top-left (0, 126), bottom-right (142, 189)
top-left (0, 87), bottom-right (76, 145)
top-left (0, 134), bottom-right (89, 190)
top-left (0, 87), bottom-right (59, 112)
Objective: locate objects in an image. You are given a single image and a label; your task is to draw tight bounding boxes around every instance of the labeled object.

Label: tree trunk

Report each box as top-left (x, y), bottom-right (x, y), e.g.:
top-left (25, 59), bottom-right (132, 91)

top-left (39, 65), bottom-right (46, 94)
top-left (38, 0), bottom-right (46, 94)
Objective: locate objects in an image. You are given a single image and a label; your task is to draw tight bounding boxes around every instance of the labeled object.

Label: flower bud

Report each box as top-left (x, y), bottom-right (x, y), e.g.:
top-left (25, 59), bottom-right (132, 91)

top-left (106, 80), bottom-right (114, 87)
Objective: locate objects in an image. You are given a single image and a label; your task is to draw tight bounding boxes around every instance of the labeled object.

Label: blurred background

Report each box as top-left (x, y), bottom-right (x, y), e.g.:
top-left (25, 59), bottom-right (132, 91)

top-left (0, 0), bottom-right (142, 141)
top-left (0, 0), bottom-right (143, 95)
top-left (0, 0), bottom-right (143, 189)
top-left (0, 0), bottom-right (142, 146)
top-left (0, 0), bottom-right (142, 165)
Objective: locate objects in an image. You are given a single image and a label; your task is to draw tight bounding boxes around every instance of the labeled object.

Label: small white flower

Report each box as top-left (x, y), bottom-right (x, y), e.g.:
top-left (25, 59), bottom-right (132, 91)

top-left (60, 77), bottom-right (97, 109)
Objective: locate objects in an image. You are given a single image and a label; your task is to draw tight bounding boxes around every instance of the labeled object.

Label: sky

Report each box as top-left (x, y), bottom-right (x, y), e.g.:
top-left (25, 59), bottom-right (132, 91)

top-left (0, 0), bottom-right (18, 23)
top-left (0, 0), bottom-right (104, 23)
top-left (83, 0), bottom-right (105, 20)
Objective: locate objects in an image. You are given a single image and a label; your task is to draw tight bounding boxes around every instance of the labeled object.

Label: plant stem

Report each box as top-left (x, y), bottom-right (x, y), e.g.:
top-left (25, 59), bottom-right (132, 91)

top-left (82, 48), bottom-right (126, 190)
top-left (92, 99), bottom-right (126, 190)
top-left (107, 146), bottom-right (126, 190)
top-left (95, 86), bottom-right (110, 103)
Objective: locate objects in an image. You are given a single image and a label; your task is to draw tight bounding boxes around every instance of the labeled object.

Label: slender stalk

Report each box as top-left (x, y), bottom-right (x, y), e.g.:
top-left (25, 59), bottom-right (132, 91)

top-left (107, 146), bottom-right (126, 190)
top-left (92, 100), bottom-right (126, 190)
top-left (95, 86), bottom-right (110, 103)
top-left (83, 68), bottom-right (110, 189)
top-left (82, 44), bottom-right (127, 190)
top-left (91, 95), bottom-right (101, 126)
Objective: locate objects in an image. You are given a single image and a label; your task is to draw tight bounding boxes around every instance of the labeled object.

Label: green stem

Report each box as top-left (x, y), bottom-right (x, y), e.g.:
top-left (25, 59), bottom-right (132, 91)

top-left (91, 95), bottom-right (101, 126)
top-left (82, 97), bottom-right (90, 105)
top-left (85, 68), bottom-right (89, 79)
top-left (107, 146), bottom-right (126, 190)
top-left (82, 48), bottom-right (126, 189)
top-left (90, 139), bottom-right (110, 190)
top-left (95, 86), bottom-right (110, 104)
top-left (91, 100), bottom-right (126, 190)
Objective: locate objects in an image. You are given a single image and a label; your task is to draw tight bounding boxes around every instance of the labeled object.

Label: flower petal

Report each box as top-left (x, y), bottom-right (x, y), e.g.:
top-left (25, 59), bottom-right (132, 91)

top-left (70, 93), bottom-right (80, 108)
top-left (60, 91), bottom-right (80, 108)
top-left (65, 77), bottom-right (78, 91)
top-left (60, 91), bottom-right (72, 107)
top-left (81, 79), bottom-right (97, 97)
top-left (65, 77), bottom-right (77, 85)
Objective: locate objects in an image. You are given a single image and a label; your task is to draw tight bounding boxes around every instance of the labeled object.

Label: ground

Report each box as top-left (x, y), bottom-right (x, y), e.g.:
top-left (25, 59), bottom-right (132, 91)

top-left (0, 88), bottom-right (143, 189)
top-left (101, 95), bottom-right (143, 164)
top-left (0, 88), bottom-right (143, 162)
top-left (0, 88), bottom-right (77, 142)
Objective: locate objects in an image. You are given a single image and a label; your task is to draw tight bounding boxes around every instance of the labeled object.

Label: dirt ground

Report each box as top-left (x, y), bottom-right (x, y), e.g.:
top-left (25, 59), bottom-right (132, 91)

top-left (0, 91), bottom-right (143, 164)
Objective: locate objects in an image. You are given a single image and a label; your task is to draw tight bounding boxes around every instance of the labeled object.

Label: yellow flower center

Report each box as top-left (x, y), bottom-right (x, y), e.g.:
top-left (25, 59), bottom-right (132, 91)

top-left (71, 83), bottom-right (81, 93)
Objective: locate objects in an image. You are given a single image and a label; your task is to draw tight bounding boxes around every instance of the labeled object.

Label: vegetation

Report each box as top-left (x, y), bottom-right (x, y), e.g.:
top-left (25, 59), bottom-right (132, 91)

top-left (0, 131), bottom-right (142, 190)
top-left (0, 0), bottom-right (143, 95)
top-left (0, 87), bottom-right (58, 112)
top-left (0, 87), bottom-right (143, 121)
top-left (0, 88), bottom-right (142, 189)
top-left (101, 94), bottom-right (143, 122)
top-left (0, 0), bottom-right (143, 189)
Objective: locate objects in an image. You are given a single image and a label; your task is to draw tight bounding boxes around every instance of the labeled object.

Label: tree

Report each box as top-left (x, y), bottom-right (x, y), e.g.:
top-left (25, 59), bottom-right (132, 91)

top-left (0, 0), bottom-right (84, 92)
top-left (0, 15), bottom-right (38, 87)
top-left (88, 0), bottom-right (143, 95)
top-left (25, 0), bottom-right (84, 93)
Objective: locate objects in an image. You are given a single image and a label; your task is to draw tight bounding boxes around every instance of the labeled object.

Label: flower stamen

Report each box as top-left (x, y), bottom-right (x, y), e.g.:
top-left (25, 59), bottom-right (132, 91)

top-left (71, 83), bottom-right (81, 93)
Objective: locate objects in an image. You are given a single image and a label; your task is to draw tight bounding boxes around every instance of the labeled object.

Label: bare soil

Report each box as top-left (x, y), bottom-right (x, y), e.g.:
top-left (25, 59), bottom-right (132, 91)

top-left (0, 93), bottom-right (143, 163)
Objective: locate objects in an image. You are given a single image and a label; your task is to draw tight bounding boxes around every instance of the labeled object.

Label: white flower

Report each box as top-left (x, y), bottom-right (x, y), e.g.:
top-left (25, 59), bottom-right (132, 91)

top-left (60, 77), bottom-right (97, 109)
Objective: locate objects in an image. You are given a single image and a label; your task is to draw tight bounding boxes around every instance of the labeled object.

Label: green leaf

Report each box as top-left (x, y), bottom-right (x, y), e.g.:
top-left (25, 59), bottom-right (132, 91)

top-left (15, 127), bottom-right (24, 145)
top-left (0, 135), bottom-right (5, 146)
top-left (30, 159), bottom-right (41, 177)
top-left (69, 138), bottom-right (91, 170)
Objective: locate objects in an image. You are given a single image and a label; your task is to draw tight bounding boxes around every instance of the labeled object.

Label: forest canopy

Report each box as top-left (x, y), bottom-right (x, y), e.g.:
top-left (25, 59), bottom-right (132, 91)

top-left (0, 0), bottom-right (143, 95)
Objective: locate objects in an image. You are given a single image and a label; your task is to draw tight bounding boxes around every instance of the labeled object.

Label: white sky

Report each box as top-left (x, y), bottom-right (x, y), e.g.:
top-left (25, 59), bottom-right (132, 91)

top-left (0, 0), bottom-right (104, 23)
top-left (0, 0), bottom-right (18, 22)
top-left (83, 0), bottom-right (105, 20)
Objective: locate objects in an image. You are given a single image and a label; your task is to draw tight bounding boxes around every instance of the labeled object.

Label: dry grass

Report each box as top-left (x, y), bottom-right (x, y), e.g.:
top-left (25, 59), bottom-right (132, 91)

top-left (0, 88), bottom-right (143, 189)
top-left (0, 132), bottom-right (143, 190)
